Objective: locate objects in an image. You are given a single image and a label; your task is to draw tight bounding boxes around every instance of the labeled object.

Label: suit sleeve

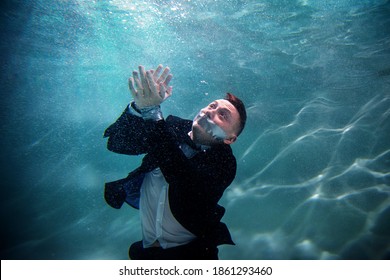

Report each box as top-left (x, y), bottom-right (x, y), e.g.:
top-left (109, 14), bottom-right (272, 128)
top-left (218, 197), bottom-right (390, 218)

top-left (103, 106), bottom-right (154, 155)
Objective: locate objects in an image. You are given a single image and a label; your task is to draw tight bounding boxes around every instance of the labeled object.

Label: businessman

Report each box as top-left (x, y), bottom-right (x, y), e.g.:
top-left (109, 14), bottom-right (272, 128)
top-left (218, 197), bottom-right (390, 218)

top-left (104, 65), bottom-right (246, 259)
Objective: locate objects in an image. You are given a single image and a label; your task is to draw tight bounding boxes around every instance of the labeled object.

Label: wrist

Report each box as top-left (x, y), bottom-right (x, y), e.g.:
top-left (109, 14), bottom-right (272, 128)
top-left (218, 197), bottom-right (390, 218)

top-left (131, 101), bottom-right (163, 121)
top-left (130, 101), bottom-right (142, 114)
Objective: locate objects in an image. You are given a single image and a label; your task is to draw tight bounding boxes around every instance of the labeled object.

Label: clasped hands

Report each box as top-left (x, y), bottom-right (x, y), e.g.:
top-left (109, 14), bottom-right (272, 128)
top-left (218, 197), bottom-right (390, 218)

top-left (129, 65), bottom-right (173, 109)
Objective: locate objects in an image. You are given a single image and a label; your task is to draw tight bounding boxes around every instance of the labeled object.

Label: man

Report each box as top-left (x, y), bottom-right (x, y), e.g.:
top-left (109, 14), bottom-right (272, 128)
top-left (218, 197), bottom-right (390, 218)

top-left (104, 65), bottom-right (246, 260)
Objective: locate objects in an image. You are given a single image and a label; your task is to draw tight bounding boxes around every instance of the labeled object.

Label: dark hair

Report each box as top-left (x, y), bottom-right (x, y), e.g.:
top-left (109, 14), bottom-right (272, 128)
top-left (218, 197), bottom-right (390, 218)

top-left (225, 92), bottom-right (247, 136)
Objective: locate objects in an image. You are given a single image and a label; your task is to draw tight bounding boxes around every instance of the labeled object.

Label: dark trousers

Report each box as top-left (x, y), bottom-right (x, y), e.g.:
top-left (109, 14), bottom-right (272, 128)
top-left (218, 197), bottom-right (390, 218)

top-left (129, 239), bottom-right (219, 260)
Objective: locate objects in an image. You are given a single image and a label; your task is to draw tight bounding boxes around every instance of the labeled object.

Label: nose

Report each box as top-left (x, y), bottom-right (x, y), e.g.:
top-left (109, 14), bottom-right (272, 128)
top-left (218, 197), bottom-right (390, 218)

top-left (202, 108), bottom-right (215, 119)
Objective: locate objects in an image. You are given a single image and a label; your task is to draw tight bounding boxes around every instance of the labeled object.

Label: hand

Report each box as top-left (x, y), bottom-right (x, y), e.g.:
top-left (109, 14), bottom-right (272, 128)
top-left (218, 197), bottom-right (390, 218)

top-left (129, 64), bottom-right (173, 108)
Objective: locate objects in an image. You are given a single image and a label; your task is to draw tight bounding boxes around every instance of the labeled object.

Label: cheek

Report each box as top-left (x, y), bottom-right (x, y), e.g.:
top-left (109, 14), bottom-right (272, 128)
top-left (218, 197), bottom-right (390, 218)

top-left (227, 120), bottom-right (241, 136)
top-left (222, 125), bottom-right (237, 138)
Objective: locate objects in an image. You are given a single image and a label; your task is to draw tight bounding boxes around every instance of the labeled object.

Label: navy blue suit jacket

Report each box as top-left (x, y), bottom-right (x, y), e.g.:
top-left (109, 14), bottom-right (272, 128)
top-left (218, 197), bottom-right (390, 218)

top-left (104, 108), bottom-right (236, 246)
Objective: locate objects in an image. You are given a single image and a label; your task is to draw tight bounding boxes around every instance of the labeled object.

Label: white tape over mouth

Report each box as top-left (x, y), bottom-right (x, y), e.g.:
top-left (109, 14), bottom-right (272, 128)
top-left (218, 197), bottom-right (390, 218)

top-left (194, 112), bottom-right (227, 140)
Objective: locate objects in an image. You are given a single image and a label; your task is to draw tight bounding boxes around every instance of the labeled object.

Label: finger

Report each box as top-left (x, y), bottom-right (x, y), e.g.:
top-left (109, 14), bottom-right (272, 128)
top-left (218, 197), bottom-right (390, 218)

top-left (164, 74), bottom-right (173, 86)
top-left (159, 83), bottom-right (173, 100)
top-left (159, 82), bottom-right (167, 99)
top-left (153, 64), bottom-right (163, 80)
top-left (138, 65), bottom-right (149, 95)
top-left (146, 70), bottom-right (158, 97)
top-left (133, 71), bottom-right (143, 91)
top-left (166, 86), bottom-right (173, 97)
top-left (156, 67), bottom-right (170, 84)
top-left (128, 77), bottom-right (137, 98)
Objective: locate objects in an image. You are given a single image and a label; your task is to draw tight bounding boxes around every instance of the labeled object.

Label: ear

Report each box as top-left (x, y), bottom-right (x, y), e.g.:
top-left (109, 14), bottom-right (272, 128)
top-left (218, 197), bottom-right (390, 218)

top-left (223, 136), bottom-right (237, 145)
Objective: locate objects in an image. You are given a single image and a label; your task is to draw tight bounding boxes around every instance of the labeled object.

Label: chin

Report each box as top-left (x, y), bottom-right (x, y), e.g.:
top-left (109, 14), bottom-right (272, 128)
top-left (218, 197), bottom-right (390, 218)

top-left (192, 127), bottom-right (212, 145)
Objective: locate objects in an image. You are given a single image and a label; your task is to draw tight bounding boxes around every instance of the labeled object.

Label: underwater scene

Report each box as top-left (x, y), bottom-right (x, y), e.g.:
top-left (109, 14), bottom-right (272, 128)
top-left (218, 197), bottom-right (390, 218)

top-left (1, 0), bottom-right (389, 259)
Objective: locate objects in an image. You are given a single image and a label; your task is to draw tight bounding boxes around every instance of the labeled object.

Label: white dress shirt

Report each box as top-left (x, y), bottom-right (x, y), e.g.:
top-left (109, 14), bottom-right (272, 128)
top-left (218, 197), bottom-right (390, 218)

top-left (128, 102), bottom-right (206, 249)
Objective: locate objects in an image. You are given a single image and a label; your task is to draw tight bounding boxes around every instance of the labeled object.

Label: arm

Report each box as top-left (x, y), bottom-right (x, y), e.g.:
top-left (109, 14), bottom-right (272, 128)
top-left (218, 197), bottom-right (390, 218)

top-left (103, 106), bottom-right (150, 155)
top-left (104, 65), bottom-right (173, 155)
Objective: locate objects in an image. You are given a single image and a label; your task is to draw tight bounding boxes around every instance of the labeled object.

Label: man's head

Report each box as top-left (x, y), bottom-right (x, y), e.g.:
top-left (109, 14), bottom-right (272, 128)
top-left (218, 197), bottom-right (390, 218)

top-left (191, 93), bottom-right (247, 146)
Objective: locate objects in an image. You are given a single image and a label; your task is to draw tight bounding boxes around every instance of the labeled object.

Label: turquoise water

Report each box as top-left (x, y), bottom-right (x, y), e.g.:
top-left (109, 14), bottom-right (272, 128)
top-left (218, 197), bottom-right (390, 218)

top-left (1, 0), bottom-right (389, 259)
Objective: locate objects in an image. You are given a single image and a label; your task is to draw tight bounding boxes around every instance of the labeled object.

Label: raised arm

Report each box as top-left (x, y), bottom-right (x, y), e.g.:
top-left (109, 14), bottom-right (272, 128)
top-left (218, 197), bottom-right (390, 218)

top-left (104, 65), bottom-right (173, 155)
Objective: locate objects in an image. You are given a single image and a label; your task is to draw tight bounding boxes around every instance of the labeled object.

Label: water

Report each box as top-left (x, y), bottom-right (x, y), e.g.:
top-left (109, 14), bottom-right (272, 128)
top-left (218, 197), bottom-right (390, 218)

top-left (1, 0), bottom-right (389, 260)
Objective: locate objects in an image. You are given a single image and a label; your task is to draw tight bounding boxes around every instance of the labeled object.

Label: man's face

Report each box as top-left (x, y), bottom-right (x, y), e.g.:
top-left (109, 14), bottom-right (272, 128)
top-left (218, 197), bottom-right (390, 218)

top-left (191, 99), bottom-right (241, 146)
